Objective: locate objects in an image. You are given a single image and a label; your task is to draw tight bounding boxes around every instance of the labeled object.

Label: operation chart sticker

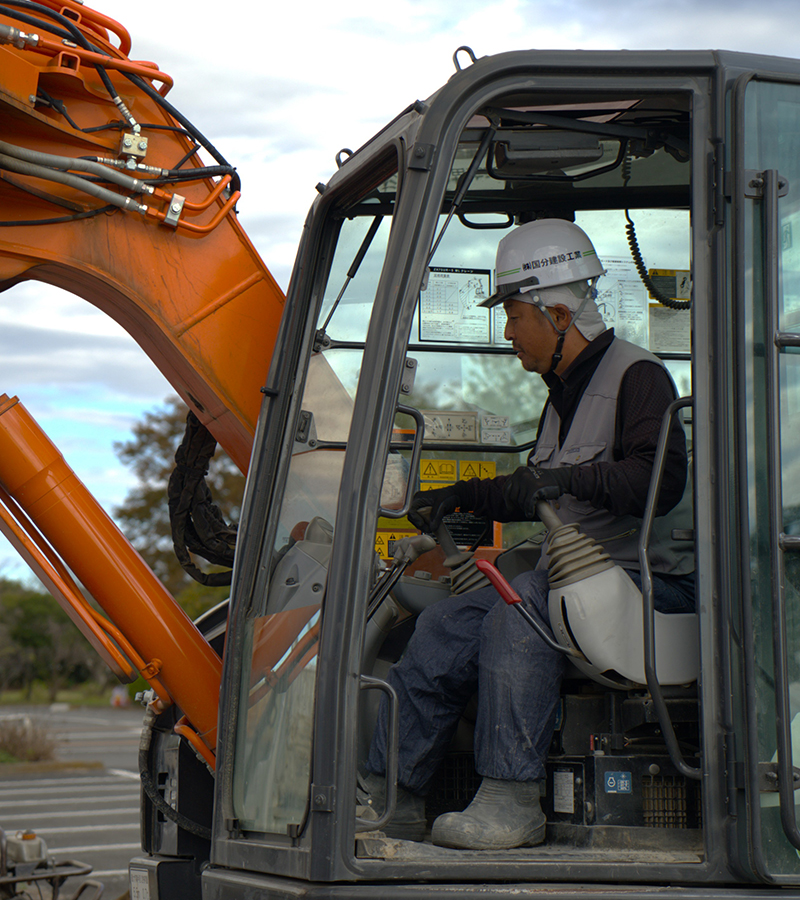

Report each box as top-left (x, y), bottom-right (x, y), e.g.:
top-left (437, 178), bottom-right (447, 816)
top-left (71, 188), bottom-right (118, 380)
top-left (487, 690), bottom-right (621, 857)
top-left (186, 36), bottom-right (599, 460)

top-left (419, 267), bottom-right (492, 343)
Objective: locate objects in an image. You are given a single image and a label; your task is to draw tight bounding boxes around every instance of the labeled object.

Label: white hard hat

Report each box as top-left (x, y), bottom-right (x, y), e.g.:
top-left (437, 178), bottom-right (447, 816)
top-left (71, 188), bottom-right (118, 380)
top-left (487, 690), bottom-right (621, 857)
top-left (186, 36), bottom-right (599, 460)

top-left (480, 218), bottom-right (604, 308)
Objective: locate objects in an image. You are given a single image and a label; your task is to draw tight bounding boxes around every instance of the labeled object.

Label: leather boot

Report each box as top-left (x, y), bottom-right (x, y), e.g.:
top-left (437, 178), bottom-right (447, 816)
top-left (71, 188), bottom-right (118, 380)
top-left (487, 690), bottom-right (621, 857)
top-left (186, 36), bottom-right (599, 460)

top-left (431, 777), bottom-right (545, 850)
top-left (357, 772), bottom-right (426, 842)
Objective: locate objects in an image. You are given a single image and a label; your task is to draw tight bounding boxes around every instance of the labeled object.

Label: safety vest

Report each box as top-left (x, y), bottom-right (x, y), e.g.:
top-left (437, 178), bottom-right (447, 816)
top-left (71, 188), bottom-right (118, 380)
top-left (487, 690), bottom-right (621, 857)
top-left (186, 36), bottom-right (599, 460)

top-left (530, 337), bottom-right (694, 576)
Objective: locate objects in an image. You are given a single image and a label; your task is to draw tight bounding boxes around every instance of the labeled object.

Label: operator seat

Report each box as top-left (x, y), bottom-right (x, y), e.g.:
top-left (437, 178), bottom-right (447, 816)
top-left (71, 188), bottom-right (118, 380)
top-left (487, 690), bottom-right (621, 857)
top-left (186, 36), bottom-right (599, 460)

top-left (549, 565), bottom-right (699, 690)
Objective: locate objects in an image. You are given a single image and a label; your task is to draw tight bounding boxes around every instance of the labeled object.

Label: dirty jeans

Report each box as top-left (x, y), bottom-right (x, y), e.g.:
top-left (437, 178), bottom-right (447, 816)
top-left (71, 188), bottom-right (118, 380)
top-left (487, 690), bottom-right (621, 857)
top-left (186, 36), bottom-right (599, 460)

top-left (366, 568), bottom-right (695, 796)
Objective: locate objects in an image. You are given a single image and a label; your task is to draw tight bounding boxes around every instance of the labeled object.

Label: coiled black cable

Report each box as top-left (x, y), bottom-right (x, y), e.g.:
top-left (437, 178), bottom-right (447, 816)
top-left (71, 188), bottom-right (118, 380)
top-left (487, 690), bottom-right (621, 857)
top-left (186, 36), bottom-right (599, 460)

top-left (625, 210), bottom-right (691, 311)
top-left (621, 150), bottom-right (691, 311)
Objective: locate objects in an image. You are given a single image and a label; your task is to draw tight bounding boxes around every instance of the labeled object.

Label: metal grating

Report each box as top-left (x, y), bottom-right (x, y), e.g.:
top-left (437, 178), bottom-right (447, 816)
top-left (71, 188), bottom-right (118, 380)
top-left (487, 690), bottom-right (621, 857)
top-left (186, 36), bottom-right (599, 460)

top-left (425, 752), bottom-right (481, 822)
top-left (642, 774), bottom-right (691, 828)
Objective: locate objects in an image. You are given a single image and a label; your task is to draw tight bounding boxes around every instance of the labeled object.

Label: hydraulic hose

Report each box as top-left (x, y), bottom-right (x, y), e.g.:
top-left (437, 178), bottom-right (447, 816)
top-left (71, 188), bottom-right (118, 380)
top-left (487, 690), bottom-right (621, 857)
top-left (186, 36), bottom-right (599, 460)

top-left (0, 154), bottom-right (147, 213)
top-left (0, 2), bottom-right (82, 47)
top-left (150, 166), bottom-right (237, 185)
top-left (0, 139), bottom-right (153, 193)
top-left (2, 1), bottom-right (237, 188)
top-left (125, 72), bottom-right (240, 192)
top-left (139, 706), bottom-right (212, 841)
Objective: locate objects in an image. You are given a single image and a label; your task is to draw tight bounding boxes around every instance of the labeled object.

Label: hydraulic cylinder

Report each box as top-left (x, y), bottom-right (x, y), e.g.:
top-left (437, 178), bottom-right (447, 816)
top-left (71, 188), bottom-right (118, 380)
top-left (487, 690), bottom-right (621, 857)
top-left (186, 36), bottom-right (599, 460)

top-left (0, 394), bottom-right (221, 750)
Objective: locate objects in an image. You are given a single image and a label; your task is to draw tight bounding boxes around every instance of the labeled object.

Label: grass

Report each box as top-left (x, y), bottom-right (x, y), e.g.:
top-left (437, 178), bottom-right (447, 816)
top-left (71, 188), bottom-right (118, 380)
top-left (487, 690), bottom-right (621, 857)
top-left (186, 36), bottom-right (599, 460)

top-left (0, 681), bottom-right (116, 707)
top-left (0, 716), bottom-right (56, 762)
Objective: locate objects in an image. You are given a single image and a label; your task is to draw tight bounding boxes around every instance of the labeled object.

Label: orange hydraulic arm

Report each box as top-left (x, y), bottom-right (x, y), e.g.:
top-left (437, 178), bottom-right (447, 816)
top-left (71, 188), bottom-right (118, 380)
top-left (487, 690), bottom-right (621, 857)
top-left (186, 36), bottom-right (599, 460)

top-left (0, 0), bottom-right (285, 473)
top-left (0, 393), bottom-right (222, 752)
top-left (0, 1), bottom-right (295, 763)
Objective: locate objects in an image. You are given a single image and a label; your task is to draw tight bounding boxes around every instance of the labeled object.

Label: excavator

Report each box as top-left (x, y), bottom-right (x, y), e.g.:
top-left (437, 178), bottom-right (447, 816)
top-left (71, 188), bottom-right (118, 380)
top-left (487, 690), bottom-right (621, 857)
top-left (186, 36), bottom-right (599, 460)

top-left (2, 2), bottom-right (800, 897)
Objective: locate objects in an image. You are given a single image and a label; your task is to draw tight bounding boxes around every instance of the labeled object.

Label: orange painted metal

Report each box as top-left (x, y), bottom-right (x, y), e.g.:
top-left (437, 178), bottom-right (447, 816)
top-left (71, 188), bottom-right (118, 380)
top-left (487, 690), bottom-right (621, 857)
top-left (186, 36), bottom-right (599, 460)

top-left (0, 481), bottom-right (138, 682)
top-left (0, 479), bottom-right (173, 703)
top-left (174, 716), bottom-right (216, 771)
top-left (0, 394), bottom-right (222, 750)
top-left (0, 2), bottom-right (295, 756)
top-left (30, 34), bottom-right (174, 91)
top-left (0, 10), bottom-right (286, 474)
top-left (35, 0), bottom-right (133, 58)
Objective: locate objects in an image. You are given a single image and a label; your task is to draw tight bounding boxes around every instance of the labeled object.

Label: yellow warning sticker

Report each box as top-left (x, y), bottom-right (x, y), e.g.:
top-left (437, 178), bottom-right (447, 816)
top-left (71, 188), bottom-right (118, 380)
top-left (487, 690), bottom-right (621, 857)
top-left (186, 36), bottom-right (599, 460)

top-left (648, 269), bottom-right (691, 301)
top-left (378, 515), bottom-right (412, 530)
top-left (459, 461), bottom-right (496, 480)
top-left (374, 528), bottom-right (417, 560)
top-left (419, 459), bottom-right (458, 481)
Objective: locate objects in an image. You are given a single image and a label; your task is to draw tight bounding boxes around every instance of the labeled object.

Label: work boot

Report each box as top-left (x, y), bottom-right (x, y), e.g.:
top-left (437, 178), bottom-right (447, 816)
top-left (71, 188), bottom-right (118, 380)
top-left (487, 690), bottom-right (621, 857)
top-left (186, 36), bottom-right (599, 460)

top-left (356, 771), bottom-right (426, 842)
top-left (431, 777), bottom-right (545, 850)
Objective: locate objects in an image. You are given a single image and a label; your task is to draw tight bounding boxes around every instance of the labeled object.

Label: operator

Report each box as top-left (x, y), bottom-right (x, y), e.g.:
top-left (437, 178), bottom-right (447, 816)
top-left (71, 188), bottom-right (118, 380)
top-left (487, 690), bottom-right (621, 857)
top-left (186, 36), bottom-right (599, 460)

top-left (361, 218), bottom-right (695, 851)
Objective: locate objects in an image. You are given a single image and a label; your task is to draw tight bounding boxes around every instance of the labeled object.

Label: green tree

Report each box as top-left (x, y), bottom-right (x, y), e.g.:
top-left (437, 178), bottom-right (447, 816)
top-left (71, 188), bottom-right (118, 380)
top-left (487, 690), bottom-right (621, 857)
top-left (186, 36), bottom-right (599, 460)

top-left (0, 579), bottom-right (94, 700)
top-left (113, 397), bottom-right (244, 613)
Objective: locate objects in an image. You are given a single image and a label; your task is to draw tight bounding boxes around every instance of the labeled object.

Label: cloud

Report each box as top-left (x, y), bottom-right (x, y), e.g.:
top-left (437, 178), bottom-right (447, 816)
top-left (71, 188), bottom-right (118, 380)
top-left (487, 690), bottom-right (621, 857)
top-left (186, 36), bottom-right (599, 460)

top-left (0, 319), bottom-right (172, 397)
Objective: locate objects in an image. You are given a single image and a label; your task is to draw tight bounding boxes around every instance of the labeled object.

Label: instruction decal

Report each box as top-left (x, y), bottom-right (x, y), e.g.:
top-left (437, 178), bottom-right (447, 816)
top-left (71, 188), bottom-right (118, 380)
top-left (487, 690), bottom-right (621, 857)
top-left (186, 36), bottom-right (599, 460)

top-left (420, 267), bottom-right (492, 343)
top-left (604, 771), bottom-right (632, 794)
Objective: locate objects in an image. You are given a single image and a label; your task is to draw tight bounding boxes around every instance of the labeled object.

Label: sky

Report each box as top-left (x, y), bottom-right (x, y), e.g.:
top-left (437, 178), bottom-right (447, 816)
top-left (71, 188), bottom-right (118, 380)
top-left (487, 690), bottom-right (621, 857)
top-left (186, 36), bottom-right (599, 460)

top-left (1, 0), bottom-right (799, 579)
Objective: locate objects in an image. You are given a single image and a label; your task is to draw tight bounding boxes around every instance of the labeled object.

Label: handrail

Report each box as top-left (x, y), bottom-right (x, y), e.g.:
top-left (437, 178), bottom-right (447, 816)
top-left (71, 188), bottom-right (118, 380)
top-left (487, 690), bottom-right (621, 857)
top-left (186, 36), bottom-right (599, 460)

top-left (637, 395), bottom-right (701, 780)
top-left (356, 676), bottom-right (399, 833)
top-left (378, 404), bottom-right (426, 520)
top-left (761, 168), bottom-right (800, 850)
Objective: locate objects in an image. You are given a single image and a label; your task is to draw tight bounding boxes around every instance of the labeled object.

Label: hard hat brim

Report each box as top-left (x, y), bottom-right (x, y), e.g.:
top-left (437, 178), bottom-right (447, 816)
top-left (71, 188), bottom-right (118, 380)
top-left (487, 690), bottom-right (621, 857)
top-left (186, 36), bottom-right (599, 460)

top-left (477, 277), bottom-right (540, 309)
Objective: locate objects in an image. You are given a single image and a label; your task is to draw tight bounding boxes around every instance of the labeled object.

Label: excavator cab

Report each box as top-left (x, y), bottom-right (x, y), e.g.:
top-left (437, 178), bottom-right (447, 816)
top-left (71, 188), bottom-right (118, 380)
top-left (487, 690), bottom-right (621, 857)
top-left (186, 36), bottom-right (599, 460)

top-left (8, 7), bottom-right (800, 897)
top-left (0, 23), bottom-right (789, 898)
top-left (154, 48), bottom-right (800, 899)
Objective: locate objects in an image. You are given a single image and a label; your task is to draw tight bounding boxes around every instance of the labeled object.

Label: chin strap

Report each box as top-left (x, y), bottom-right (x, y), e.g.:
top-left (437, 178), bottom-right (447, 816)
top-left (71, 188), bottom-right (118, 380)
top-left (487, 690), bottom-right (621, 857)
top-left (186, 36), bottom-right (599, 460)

top-left (534, 278), bottom-right (599, 373)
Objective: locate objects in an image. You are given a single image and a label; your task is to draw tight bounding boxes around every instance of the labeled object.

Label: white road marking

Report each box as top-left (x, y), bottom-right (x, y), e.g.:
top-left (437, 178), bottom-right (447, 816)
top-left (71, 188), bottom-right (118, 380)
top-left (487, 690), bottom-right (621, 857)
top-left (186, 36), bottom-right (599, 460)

top-left (6, 792), bottom-right (140, 807)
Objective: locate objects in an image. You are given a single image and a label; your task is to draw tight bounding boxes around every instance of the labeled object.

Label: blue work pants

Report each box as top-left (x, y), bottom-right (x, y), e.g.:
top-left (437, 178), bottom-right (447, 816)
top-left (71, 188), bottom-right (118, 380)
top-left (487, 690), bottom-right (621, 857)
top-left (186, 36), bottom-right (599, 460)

top-left (366, 568), bottom-right (694, 796)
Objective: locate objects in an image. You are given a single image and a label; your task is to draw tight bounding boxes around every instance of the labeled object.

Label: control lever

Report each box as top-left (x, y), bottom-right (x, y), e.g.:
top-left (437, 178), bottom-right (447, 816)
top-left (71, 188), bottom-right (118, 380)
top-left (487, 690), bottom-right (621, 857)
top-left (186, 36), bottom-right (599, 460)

top-left (415, 505), bottom-right (490, 595)
top-left (474, 557), bottom-right (582, 658)
top-left (475, 499), bottom-right (584, 658)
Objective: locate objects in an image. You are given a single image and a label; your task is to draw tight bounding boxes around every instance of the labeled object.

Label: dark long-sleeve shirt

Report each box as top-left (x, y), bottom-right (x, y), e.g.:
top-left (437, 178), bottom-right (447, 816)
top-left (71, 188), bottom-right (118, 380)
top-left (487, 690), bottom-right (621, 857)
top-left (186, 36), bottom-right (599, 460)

top-left (461, 330), bottom-right (688, 523)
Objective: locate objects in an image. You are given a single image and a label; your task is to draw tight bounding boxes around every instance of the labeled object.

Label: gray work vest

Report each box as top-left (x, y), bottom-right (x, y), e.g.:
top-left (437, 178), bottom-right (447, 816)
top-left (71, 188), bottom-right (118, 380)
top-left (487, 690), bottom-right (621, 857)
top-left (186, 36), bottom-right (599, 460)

top-left (530, 337), bottom-right (694, 576)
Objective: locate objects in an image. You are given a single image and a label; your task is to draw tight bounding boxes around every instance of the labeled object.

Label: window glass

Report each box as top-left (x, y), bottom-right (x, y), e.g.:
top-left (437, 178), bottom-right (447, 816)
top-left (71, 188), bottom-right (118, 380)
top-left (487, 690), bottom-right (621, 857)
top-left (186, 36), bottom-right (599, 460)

top-left (742, 79), bottom-right (800, 873)
top-left (394, 200), bottom-right (692, 556)
top-left (231, 168), bottom-right (398, 836)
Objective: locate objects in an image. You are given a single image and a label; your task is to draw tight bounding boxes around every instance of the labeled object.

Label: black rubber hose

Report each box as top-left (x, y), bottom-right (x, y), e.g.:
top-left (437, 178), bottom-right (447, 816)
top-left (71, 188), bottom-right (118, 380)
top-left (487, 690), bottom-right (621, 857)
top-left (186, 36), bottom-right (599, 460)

top-left (0, 1), bottom-right (89, 47)
top-left (4, 1), bottom-right (238, 190)
top-left (124, 72), bottom-right (241, 193)
top-left (0, 205), bottom-right (116, 227)
top-left (0, 1), bottom-right (126, 112)
top-left (3, 0), bottom-right (239, 195)
top-left (150, 166), bottom-right (236, 184)
top-left (139, 707), bottom-right (212, 841)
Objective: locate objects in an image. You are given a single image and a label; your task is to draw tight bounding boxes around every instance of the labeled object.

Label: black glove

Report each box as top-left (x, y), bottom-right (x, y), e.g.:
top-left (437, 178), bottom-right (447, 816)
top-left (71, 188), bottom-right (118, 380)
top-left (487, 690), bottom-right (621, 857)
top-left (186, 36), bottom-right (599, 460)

top-left (408, 482), bottom-right (470, 532)
top-left (502, 465), bottom-right (574, 520)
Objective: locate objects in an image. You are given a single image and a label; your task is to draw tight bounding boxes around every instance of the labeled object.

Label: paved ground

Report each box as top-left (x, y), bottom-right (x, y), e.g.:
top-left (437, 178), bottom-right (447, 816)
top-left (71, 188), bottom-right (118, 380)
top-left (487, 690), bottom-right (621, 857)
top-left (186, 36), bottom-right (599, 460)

top-left (0, 703), bottom-right (144, 900)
